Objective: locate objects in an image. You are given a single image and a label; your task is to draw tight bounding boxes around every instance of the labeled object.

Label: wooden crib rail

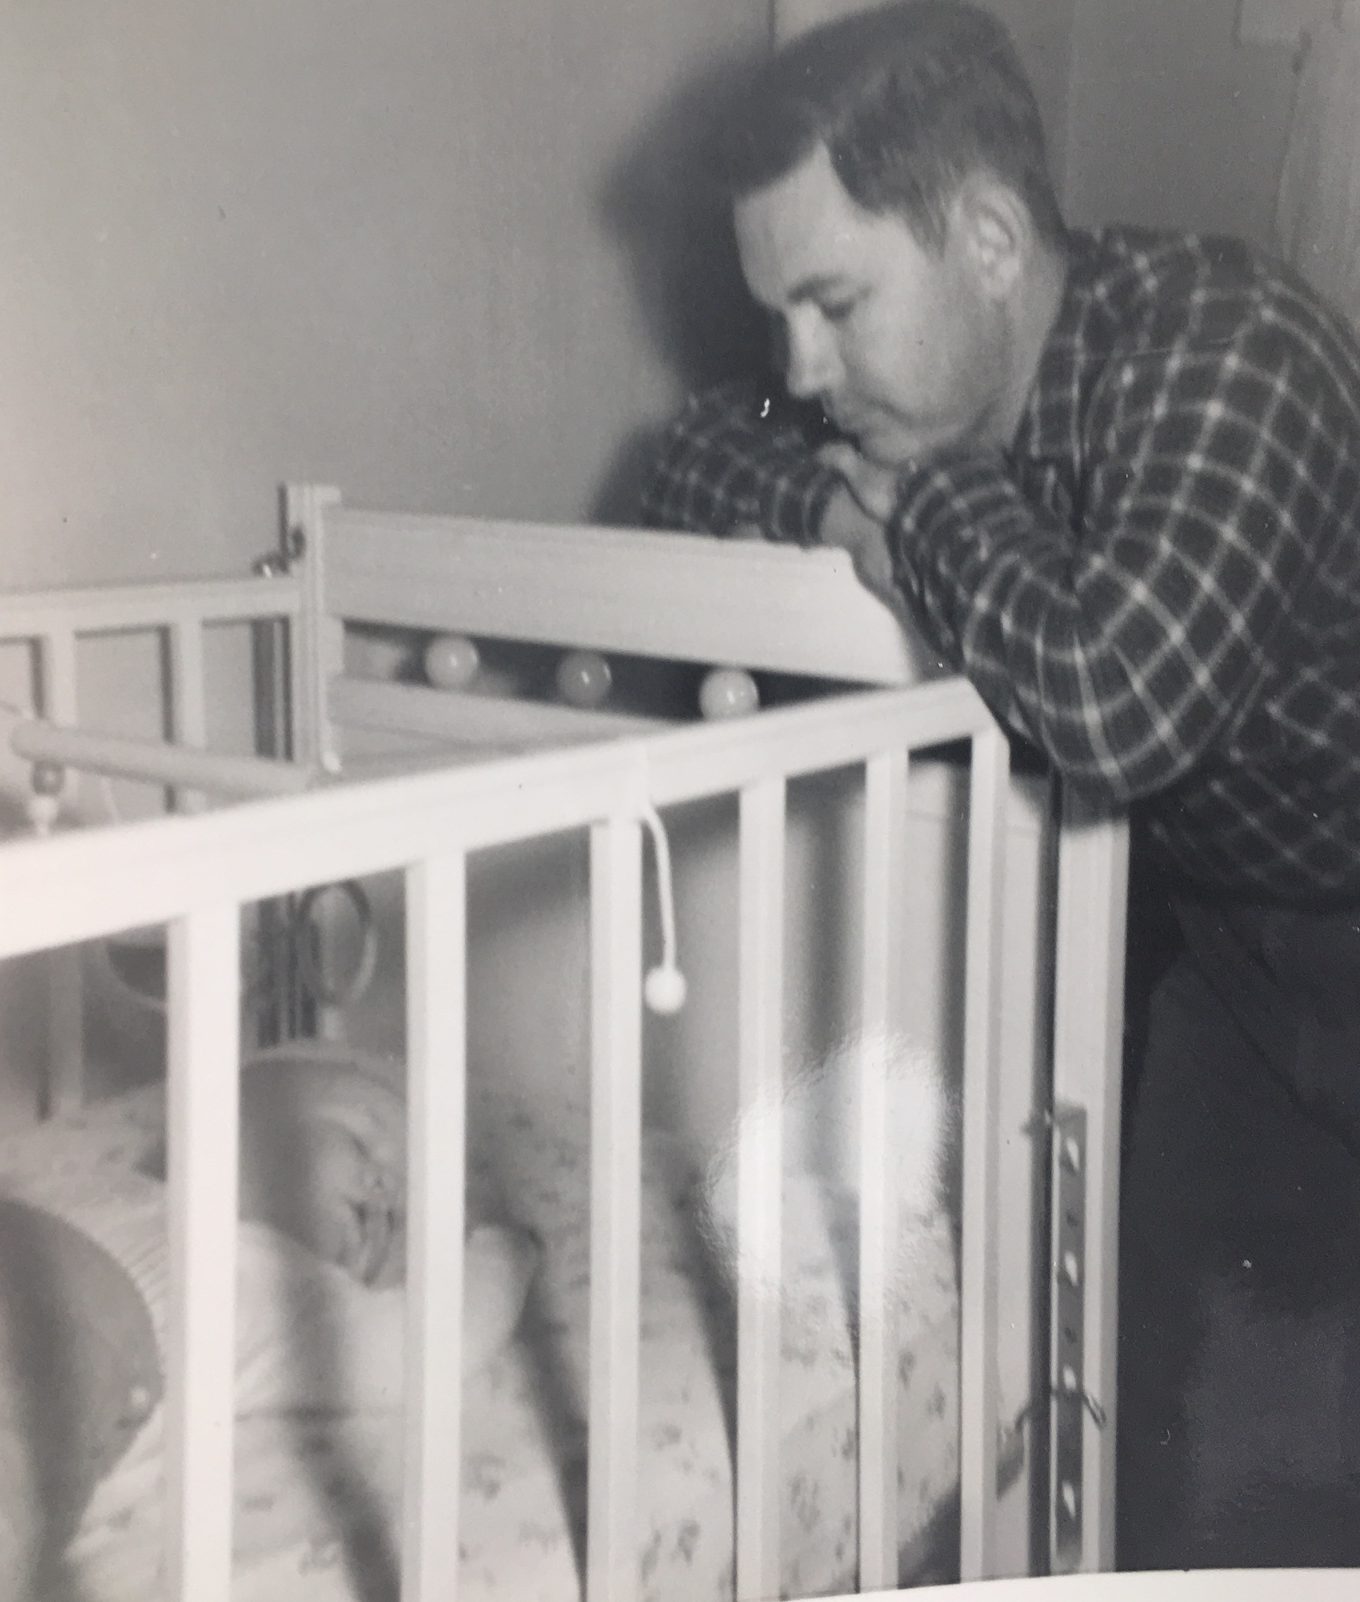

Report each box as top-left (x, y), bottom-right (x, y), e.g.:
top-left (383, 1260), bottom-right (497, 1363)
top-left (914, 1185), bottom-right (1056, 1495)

top-left (0, 669), bottom-right (1038, 1595)
top-left (0, 573), bottom-right (299, 640)
top-left (0, 679), bottom-right (995, 951)
top-left (0, 570), bottom-right (300, 804)
top-left (320, 509), bottom-right (934, 680)
top-left (0, 572), bottom-right (299, 736)
top-left (287, 486), bottom-right (945, 700)
top-left (7, 715), bottom-right (316, 800)
top-left (1, 570), bottom-right (302, 1113)
top-left (0, 665), bottom-right (1126, 1597)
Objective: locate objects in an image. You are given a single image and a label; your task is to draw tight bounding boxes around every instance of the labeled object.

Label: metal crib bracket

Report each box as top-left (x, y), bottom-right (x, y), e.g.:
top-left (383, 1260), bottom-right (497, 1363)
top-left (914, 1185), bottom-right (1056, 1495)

top-left (1047, 1101), bottom-right (1100, 1573)
top-left (1021, 1100), bottom-right (1106, 1569)
top-left (252, 525), bottom-right (306, 577)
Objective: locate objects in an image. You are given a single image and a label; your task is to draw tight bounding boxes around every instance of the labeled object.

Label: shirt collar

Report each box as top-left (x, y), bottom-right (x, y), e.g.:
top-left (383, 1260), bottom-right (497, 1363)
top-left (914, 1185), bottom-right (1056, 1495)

top-left (1011, 228), bottom-right (1104, 467)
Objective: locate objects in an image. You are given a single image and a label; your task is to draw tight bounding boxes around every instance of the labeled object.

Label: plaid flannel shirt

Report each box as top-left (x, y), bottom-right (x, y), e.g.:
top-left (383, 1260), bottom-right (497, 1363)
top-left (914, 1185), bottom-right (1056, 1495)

top-left (640, 228), bottom-right (1360, 906)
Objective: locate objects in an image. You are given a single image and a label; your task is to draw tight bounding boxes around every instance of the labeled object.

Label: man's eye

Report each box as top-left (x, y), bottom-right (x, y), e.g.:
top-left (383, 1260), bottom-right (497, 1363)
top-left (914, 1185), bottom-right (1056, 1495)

top-left (821, 296), bottom-right (861, 324)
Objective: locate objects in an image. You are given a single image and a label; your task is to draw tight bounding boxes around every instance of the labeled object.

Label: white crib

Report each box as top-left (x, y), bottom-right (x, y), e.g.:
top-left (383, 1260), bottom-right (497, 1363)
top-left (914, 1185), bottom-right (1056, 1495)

top-left (0, 489), bottom-right (1128, 1600)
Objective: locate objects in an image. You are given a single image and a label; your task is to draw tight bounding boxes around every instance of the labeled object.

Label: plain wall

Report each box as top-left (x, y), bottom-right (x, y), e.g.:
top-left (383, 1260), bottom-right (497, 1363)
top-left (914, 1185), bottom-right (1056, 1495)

top-left (1062, 0), bottom-right (1299, 244)
top-left (0, 1), bottom-right (767, 592)
top-left (0, 0), bottom-right (770, 1120)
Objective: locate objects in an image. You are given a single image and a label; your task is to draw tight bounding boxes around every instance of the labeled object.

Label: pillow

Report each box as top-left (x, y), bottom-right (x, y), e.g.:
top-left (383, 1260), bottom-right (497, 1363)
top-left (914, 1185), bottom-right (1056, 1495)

top-left (233, 1213), bottom-right (539, 1416)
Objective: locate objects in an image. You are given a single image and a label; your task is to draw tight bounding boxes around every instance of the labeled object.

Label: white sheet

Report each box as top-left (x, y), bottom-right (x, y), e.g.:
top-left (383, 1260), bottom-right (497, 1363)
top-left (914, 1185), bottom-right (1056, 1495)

top-left (2, 1080), bottom-right (959, 1601)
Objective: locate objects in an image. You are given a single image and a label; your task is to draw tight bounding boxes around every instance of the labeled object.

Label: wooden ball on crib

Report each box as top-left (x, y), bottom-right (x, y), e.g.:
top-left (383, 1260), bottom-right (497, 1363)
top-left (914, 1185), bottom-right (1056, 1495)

top-left (424, 634), bottom-right (480, 691)
top-left (699, 667), bottom-right (759, 721)
top-left (556, 650), bottom-right (612, 709)
top-left (31, 760), bottom-right (65, 797)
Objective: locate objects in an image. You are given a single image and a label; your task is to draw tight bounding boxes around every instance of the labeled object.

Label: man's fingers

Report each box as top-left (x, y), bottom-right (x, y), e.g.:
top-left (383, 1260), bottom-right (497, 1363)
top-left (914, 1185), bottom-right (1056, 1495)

top-left (816, 441), bottom-right (860, 475)
top-left (816, 442), bottom-right (897, 522)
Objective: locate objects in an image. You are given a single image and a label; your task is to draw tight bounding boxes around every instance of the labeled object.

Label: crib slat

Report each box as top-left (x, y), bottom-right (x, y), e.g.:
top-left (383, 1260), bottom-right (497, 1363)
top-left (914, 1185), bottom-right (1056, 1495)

top-left (958, 727), bottom-right (1010, 1581)
top-left (36, 626), bottom-right (78, 729)
top-left (736, 777), bottom-right (786, 1602)
top-left (36, 629), bottom-right (85, 1115)
top-left (403, 852), bottom-right (469, 1599)
top-left (857, 749), bottom-right (911, 1589)
top-left (168, 618), bottom-right (209, 812)
top-left (164, 902), bottom-right (241, 1602)
top-left (43, 949), bottom-right (85, 1119)
top-left (587, 816), bottom-right (643, 1602)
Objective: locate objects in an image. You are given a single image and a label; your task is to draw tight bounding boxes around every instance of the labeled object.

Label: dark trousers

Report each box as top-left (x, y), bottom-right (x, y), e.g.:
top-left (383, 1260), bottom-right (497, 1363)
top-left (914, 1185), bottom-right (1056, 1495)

top-left (1116, 889), bottom-right (1360, 1568)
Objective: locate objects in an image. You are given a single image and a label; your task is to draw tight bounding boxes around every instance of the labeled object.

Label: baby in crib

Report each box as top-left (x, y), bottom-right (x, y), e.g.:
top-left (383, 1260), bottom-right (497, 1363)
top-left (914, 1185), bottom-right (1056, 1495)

top-left (0, 1046), bottom-right (539, 1600)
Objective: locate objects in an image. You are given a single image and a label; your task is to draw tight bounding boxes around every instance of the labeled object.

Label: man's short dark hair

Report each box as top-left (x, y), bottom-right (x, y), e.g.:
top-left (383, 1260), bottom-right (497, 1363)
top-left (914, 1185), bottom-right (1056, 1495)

top-left (716, 0), bottom-right (1065, 252)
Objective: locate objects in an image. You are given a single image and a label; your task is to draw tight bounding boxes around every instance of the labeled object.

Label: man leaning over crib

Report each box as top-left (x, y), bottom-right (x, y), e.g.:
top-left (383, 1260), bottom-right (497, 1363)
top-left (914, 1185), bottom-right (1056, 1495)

top-left (638, 0), bottom-right (1360, 1571)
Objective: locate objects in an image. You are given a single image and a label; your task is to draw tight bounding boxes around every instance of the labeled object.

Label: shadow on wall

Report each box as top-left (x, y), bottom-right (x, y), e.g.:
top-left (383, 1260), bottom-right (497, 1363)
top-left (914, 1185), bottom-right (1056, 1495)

top-left (590, 51), bottom-right (772, 525)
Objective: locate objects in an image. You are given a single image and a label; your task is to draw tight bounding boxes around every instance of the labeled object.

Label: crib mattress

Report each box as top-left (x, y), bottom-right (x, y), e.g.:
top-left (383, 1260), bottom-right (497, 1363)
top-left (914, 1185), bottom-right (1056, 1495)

top-left (3, 1081), bottom-right (959, 1602)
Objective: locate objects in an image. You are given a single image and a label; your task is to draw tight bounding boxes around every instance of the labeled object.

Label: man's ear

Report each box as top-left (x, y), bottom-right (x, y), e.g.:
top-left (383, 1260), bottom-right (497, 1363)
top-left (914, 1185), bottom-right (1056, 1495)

top-left (949, 176), bottom-right (1030, 300)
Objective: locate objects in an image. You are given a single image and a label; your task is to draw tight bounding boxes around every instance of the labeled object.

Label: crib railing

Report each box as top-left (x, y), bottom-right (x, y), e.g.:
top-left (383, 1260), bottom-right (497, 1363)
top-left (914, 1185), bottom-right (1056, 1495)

top-left (1, 571), bottom-right (301, 1110)
top-left (1, 573), bottom-right (300, 802)
top-left (3, 500), bottom-right (1128, 1591)
top-left (0, 666), bottom-right (1124, 1599)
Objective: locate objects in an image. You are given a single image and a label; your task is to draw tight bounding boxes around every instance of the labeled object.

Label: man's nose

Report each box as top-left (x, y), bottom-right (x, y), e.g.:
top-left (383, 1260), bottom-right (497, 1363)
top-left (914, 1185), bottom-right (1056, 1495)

top-left (783, 311), bottom-right (836, 400)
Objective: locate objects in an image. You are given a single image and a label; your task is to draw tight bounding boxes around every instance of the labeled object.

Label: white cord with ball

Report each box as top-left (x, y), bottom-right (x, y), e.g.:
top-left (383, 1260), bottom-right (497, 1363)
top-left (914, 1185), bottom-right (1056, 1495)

top-left (632, 780), bottom-right (686, 1016)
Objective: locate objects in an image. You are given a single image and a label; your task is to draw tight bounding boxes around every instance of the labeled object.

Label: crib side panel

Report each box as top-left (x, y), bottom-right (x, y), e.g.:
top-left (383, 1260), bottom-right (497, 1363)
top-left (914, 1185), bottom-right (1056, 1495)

top-left (327, 753), bottom-right (1058, 1584)
top-left (0, 523), bottom-right (1129, 1596)
top-left (0, 573), bottom-right (300, 1120)
top-left (0, 664), bottom-right (1111, 1598)
top-left (308, 502), bottom-right (940, 685)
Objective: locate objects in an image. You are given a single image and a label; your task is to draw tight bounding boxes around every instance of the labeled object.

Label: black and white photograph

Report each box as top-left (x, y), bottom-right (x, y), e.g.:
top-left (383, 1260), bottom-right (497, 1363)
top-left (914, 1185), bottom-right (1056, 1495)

top-left (2, 3), bottom-right (1359, 1599)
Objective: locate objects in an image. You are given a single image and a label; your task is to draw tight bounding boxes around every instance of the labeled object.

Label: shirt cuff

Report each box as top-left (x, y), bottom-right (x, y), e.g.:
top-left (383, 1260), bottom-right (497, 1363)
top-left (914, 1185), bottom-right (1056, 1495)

top-left (757, 458), bottom-right (841, 547)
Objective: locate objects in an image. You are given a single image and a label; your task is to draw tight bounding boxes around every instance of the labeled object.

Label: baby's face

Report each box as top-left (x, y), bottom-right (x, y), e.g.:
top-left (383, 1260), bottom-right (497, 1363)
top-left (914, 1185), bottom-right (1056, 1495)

top-left (239, 1059), bottom-right (407, 1287)
top-left (284, 1112), bottom-right (405, 1285)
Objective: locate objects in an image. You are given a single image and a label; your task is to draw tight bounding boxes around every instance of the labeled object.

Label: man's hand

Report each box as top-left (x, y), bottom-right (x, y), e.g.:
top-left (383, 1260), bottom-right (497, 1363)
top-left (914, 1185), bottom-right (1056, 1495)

top-left (817, 442), bottom-right (901, 524)
top-left (821, 485), bottom-right (899, 607)
top-left (815, 444), bottom-right (906, 616)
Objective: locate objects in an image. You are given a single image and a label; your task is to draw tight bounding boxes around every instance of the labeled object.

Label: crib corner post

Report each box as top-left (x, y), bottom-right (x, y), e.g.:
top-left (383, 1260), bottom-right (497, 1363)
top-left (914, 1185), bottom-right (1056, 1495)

top-left (281, 482), bottom-right (342, 566)
top-left (1047, 790), bottom-right (1129, 1575)
top-left (272, 482), bottom-right (345, 1043)
top-left (281, 483), bottom-right (343, 772)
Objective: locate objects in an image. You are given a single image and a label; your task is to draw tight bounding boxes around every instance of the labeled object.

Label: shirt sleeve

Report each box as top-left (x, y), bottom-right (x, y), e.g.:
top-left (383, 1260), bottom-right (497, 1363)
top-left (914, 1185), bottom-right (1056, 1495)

top-left (638, 379), bottom-right (841, 545)
top-left (890, 314), bottom-right (1333, 803)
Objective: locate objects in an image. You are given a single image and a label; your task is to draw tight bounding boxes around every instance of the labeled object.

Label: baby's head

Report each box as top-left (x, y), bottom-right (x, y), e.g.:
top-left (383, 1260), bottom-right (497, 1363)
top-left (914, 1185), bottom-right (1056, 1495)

top-left (236, 1051), bottom-right (540, 1371)
top-left (238, 1053), bottom-right (407, 1288)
